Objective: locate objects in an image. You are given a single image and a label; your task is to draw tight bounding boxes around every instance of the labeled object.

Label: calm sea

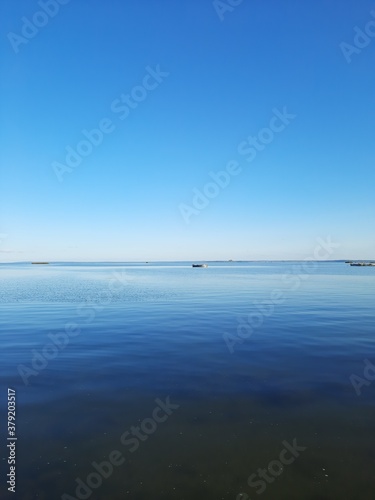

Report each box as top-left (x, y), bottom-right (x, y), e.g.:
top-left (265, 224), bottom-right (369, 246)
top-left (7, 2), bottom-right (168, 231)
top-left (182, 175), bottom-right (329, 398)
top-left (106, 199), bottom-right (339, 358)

top-left (1, 262), bottom-right (374, 500)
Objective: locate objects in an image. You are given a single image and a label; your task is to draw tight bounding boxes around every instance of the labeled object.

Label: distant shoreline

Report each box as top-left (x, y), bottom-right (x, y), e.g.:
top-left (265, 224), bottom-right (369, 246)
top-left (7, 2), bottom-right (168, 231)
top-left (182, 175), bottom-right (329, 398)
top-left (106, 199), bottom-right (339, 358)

top-left (1, 260), bottom-right (374, 265)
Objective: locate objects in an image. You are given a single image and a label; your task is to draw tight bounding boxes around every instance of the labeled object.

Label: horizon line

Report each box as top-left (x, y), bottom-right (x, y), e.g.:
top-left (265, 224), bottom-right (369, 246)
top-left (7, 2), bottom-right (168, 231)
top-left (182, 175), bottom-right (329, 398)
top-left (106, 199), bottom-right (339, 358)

top-left (0, 259), bottom-right (368, 264)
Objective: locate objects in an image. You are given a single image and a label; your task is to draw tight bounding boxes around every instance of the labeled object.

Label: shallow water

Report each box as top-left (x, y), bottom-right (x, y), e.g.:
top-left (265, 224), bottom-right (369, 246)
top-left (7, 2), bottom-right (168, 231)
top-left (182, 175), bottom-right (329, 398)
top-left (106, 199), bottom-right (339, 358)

top-left (1, 262), bottom-right (375, 499)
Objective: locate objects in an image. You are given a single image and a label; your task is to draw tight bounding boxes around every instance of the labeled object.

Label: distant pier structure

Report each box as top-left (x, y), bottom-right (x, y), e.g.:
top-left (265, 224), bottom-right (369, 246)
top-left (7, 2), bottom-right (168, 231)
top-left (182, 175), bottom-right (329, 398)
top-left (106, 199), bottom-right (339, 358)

top-left (347, 262), bottom-right (375, 267)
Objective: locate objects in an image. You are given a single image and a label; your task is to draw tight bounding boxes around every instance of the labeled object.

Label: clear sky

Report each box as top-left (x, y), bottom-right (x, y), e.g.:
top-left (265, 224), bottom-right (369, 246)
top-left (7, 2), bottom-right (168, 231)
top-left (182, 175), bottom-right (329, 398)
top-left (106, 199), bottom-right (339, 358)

top-left (1, 0), bottom-right (374, 261)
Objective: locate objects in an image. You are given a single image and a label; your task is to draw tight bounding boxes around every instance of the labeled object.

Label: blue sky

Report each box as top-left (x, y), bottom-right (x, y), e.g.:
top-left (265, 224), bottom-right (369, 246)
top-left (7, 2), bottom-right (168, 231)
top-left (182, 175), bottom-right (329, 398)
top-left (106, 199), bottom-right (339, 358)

top-left (1, 0), bottom-right (374, 261)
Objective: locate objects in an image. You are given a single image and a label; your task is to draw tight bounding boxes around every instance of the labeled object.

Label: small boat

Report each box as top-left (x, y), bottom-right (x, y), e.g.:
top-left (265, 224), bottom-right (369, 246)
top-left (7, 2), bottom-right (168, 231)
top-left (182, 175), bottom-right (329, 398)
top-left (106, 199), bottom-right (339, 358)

top-left (31, 262), bottom-right (49, 265)
top-left (192, 264), bottom-right (208, 268)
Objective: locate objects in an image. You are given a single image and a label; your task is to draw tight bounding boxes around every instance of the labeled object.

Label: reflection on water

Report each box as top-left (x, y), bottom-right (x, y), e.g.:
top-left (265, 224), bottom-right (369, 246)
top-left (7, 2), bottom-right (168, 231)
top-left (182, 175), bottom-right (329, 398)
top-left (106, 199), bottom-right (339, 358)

top-left (0, 262), bottom-right (375, 499)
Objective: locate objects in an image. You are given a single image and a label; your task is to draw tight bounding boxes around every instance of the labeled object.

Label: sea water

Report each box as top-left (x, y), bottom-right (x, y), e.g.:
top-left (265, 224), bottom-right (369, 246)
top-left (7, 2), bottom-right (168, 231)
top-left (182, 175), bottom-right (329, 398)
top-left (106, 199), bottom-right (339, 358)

top-left (1, 262), bottom-right (374, 499)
